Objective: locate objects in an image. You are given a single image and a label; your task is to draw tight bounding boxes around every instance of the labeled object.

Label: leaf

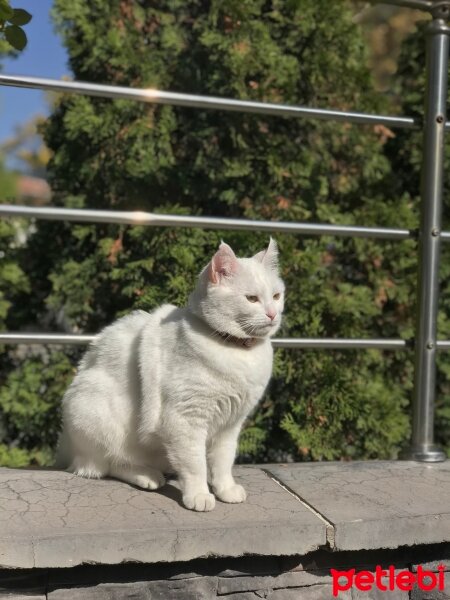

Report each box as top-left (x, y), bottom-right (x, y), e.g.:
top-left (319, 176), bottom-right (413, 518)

top-left (8, 8), bottom-right (32, 25)
top-left (4, 24), bottom-right (27, 50)
top-left (0, 0), bottom-right (13, 20)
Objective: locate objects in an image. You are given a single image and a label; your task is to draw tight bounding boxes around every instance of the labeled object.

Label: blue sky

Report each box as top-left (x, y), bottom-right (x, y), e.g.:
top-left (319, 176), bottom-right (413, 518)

top-left (0, 0), bottom-right (69, 143)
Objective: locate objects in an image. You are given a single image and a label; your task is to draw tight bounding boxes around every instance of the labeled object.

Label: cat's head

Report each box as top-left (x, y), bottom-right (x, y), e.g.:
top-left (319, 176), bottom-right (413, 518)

top-left (188, 238), bottom-right (285, 340)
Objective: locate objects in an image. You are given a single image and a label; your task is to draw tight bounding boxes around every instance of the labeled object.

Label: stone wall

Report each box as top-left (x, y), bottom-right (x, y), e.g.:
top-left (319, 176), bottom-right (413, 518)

top-left (1, 544), bottom-right (449, 599)
top-left (1, 462), bottom-right (449, 599)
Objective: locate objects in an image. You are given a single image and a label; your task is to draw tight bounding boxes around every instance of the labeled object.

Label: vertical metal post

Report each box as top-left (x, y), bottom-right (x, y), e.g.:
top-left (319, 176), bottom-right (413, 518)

top-left (409, 15), bottom-right (450, 462)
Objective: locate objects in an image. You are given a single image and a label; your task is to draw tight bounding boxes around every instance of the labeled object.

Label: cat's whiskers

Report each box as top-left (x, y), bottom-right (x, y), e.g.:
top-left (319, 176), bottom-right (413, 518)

top-left (237, 317), bottom-right (269, 336)
top-left (208, 327), bottom-right (232, 342)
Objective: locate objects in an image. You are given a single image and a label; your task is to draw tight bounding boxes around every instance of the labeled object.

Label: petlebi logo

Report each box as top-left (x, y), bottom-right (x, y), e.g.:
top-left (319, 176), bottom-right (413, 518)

top-left (331, 565), bottom-right (446, 596)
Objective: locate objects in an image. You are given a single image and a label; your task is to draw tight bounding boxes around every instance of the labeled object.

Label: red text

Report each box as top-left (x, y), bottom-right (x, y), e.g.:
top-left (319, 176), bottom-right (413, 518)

top-left (331, 564), bottom-right (445, 596)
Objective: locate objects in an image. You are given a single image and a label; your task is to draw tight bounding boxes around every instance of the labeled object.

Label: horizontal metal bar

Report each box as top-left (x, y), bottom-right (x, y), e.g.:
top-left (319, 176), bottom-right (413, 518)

top-left (370, 0), bottom-right (433, 10)
top-left (0, 204), bottom-right (412, 240)
top-left (272, 338), bottom-right (407, 349)
top-left (436, 340), bottom-right (450, 350)
top-left (0, 333), bottom-right (407, 349)
top-left (0, 333), bottom-right (96, 345)
top-left (0, 74), bottom-right (419, 129)
top-left (3, 333), bottom-right (450, 350)
top-left (373, 0), bottom-right (450, 21)
top-left (8, 204), bottom-right (450, 243)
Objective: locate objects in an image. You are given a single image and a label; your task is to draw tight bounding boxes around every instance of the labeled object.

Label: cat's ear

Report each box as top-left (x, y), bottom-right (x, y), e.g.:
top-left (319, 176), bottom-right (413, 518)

top-left (209, 242), bottom-right (239, 284)
top-left (253, 237), bottom-right (279, 271)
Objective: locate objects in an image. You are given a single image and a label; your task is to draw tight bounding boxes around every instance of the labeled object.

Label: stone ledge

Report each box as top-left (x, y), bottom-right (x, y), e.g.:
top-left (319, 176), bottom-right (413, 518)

top-left (0, 460), bottom-right (449, 570)
top-left (266, 460), bottom-right (450, 551)
top-left (0, 466), bottom-right (325, 569)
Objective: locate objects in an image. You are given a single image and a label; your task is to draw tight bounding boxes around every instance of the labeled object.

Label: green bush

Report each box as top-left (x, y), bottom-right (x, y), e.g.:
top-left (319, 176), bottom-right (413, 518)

top-left (0, 352), bottom-right (74, 465)
top-left (1, 1), bottom-right (447, 464)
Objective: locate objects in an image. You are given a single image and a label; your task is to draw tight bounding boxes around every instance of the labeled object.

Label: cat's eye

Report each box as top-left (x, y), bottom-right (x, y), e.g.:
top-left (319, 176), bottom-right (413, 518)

top-left (273, 293), bottom-right (281, 300)
top-left (246, 295), bottom-right (259, 303)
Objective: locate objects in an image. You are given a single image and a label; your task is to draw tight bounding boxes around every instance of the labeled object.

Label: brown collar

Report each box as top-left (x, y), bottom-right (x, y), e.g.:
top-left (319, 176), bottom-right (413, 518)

top-left (217, 332), bottom-right (258, 348)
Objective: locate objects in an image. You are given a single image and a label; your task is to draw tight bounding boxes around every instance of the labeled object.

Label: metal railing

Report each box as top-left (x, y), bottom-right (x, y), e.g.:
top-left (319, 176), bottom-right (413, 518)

top-left (0, 0), bottom-right (448, 462)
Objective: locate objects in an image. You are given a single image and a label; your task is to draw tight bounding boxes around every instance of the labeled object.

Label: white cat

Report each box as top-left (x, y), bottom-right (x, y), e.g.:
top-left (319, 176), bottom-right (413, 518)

top-left (57, 238), bottom-right (285, 511)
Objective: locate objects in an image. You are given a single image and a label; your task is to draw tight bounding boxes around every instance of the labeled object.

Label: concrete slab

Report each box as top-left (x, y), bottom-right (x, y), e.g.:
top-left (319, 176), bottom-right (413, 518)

top-left (0, 466), bottom-right (326, 569)
top-left (266, 460), bottom-right (450, 551)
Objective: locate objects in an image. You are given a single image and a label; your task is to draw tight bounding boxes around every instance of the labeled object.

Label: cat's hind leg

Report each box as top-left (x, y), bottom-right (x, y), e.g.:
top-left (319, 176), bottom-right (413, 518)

top-left (60, 368), bottom-right (166, 490)
top-left (108, 464), bottom-right (166, 490)
top-left (66, 441), bottom-right (166, 490)
top-left (69, 454), bottom-right (108, 479)
top-left (62, 431), bottom-right (109, 479)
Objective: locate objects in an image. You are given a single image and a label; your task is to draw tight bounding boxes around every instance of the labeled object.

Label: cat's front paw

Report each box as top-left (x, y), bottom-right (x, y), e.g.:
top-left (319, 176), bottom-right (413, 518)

top-left (215, 484), bottom-right (247, 504)
top-left (183, 492), bottom-right (216, 512)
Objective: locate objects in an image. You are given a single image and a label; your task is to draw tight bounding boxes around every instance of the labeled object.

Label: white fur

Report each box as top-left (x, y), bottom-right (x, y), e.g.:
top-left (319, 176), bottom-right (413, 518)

top-left (57, 239), bottom-right (285, 511)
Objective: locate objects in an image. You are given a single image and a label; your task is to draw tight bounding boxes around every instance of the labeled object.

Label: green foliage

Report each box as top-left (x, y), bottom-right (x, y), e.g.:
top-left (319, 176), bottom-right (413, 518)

top-left (0, 444), bottom-right (53, 468)
top-left (2, 1), bottom-right (446, 465)
top-left (0, 222), bottom-right (29, 322)
top-left (0, 164), bottom-right (28, 328)
top-left (0, 352), bottom-right (73, 466)
top-left (0, 160), bottom-right (33, 462)
top-left (0, 1), bottom-right (31, 51)
top-left (280, 351), bottom-right (410, 460)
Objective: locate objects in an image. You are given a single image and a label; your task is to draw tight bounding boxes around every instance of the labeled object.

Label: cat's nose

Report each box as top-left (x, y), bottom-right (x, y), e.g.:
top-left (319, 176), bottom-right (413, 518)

top-left (266, 309), bottom-right (276, 321)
